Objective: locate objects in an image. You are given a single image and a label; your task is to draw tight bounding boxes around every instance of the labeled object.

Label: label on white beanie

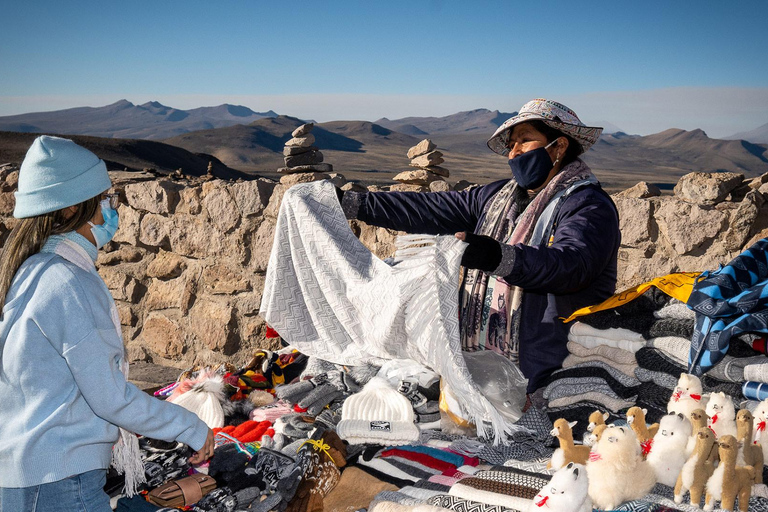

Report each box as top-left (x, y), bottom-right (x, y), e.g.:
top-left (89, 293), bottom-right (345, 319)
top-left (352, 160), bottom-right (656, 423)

top-left (370, 421), bottom-right (391, 432)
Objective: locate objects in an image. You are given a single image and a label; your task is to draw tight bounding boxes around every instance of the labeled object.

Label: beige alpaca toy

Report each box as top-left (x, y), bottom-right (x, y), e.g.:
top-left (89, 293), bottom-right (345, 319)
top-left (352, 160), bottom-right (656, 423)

top-left (704, 435), bottom-right (755, 512)
top-left (687, 408), bottom-right (711, 457)
top-left (587, 410), bottom-right (609, 433)
top-left (668, 373), bottom-right (708, 418)
top-left (583, 410), bottom-right (609, 445)
top-left (626, 406), bottom-right (659, 456)
top-left (586, 425), bottom-right (656, 510)
top-left (675, 427), bottom-right (717, 507)
top-left (585, 423), bottom-right (608, 448)
top-left (735, 409), bottom-right (763, 484)
top-left (548, 419), bottom-right (590, 470)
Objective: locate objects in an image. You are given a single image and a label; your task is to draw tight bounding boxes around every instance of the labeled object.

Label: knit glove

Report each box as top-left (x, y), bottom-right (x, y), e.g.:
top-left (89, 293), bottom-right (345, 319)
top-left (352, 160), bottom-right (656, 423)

top-left (285, 430), bottom-right (347, 512)
top-left (275, 372), bottom-right (332, 405)
top-left (297, 371), bottom-right (360, 416)
top-left (457, 232), bottom-right (502, 273)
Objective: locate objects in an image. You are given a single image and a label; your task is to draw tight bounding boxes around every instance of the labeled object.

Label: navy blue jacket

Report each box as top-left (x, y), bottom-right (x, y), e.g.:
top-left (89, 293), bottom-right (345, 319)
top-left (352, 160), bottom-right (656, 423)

top-left (350, 179), bottom-right (621, 392)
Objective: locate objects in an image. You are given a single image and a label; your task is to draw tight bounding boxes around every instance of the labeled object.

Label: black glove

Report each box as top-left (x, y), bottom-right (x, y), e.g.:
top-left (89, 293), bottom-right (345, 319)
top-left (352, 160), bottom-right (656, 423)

top-left (459, 232), bottom-right (502, 272)
top-left (335, 186), bottom-right (344, 203)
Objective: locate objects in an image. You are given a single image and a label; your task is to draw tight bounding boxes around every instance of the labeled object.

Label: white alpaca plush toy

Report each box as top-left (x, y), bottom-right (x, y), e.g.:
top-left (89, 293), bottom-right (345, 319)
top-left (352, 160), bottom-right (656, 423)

top-left (752, 398), bottom-right (768, 462)
top-left (705, 391), bottom-right (737, 439)
top-left (647, 412), bottom-right (693, 486)
top-left (529, 462), bottom-right (592, 512)
top-left (668, 373), bottom-right (708, 418)
top-left (586, 425), bottom-right (656, 510)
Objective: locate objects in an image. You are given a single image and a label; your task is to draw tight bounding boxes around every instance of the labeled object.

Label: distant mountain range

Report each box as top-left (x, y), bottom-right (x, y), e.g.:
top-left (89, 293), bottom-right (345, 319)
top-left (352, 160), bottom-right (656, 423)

top-left (725, 122), bottom-right (768, 144)
top-left (0, 100), bottom-right (277, 140)
top-left (0, 102), bottom-right (766, 191)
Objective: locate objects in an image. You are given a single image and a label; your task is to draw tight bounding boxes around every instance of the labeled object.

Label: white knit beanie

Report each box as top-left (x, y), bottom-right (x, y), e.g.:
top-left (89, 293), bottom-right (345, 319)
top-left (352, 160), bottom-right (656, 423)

top-left (336, 377), bottom-right (419, 445)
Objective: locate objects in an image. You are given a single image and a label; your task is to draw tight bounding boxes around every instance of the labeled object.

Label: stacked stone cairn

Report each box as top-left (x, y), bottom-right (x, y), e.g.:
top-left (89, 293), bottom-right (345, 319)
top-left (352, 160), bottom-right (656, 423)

top-left (278, 123), bottom-right (332, 175)
top-left (391, 139), bottom-right (451, 192)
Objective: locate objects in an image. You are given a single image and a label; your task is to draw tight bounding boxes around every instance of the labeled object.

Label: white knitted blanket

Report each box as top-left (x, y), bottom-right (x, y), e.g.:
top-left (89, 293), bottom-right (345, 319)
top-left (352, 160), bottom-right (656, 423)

top-left (259, 180), bottom-right (518, 441)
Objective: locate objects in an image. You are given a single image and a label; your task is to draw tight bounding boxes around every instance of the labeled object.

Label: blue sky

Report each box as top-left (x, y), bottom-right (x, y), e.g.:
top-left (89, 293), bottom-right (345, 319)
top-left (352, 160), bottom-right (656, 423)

top-left (1, 0), bottom-right (767, 137)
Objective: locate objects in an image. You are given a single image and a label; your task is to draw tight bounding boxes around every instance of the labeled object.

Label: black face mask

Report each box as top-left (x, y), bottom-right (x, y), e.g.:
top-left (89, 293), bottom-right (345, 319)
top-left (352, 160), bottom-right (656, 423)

top-left (507, 139), bottom-right (558, 190)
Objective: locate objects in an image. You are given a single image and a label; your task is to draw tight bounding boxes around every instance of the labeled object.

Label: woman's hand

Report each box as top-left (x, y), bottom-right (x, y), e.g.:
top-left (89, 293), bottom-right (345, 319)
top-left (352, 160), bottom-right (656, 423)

top-left (189, 428), bottom-right (215, 465)
top-left (455, 232), bottom-right (502, 272)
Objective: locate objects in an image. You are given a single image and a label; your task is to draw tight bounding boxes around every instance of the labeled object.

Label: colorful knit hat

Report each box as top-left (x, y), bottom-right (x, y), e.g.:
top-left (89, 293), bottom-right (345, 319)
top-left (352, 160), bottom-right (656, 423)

top-left (487, 99), bottom-right (603, 156)
top-left (336, 377), bottom-right (420, 445)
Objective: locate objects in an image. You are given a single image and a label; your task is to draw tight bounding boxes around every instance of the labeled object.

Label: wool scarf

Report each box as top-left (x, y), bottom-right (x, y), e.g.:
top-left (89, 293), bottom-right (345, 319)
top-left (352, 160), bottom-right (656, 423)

top-left (459, 159), bottom-right (596, 361)
top-left (40, 233), bottom-right (145, 496)
top-left (259, 180), bottom-right (518, 441)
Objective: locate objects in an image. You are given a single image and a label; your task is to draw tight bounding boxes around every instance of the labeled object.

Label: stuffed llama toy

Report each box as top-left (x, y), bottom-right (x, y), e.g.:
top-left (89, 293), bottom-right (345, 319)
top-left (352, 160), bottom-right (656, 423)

top-left (583, 410), bottom-right (609, 445)
top-left (668, 373), bottom-right (707, 418)
top-left (548, 419), bottom-right (590, 470)
top-left (706, 391), bottom-right (737, 439)
top-left (647, 412), bottom-right (693, 486)
top-left (704, 435), bottom-right (754, 512)
top-left (675, 426), bottom-right (717, 507)
top-left (584, 424), bottom-right (608, 447)
top-left (752, 398), bottom-right (768, 463)
top-left (626, 406), bottom-right (659, 456)
top-left (687, 408), bottom-right (710, 456)
top-left (586, 425), bottom-right (656, 510)
top-left (529, 462), bottom-right (592, 512)
top-left (735, 408), bottom-right (763, 484)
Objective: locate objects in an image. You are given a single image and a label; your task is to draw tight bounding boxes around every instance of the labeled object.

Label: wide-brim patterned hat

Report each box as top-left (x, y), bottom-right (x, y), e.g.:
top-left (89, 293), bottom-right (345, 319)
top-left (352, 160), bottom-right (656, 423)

top-left (487, 98), bottom-right (603, 156)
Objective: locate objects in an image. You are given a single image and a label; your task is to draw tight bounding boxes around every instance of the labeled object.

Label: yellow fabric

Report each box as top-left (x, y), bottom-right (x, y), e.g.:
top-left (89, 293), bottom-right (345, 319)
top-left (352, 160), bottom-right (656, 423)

top-left (561, 272), bottom-right (701, 323)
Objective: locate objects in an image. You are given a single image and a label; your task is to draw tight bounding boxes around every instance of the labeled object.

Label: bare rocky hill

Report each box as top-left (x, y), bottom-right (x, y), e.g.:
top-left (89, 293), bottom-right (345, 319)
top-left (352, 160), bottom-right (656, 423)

top-left (0, 131), bottom-right (249, 180)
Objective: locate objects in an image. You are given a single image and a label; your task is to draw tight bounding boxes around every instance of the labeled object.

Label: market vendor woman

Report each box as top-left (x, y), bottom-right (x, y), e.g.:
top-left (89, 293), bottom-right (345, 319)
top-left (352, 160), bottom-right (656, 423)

top-left (341, 99), bottom-right (620, 396)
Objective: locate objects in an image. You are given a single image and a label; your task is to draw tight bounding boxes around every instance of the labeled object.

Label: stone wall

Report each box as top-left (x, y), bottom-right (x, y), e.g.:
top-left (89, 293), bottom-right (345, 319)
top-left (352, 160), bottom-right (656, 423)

top-left (0, 164), bottom-right (766, 369)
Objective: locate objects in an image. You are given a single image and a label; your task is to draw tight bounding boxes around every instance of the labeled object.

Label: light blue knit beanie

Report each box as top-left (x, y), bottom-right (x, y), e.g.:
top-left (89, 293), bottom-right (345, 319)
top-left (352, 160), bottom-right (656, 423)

top-left (14, 135), bottom-right (112, 218)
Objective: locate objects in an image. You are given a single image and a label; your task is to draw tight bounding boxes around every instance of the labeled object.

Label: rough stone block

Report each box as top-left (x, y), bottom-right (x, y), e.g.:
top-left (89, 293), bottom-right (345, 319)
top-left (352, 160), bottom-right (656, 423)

top-left (112, 205), bottom-right (142, 245)
top-left (285, 134), bottom-right (315, 148)
top-left (250, 219), bottom-right (275, 272)
top-left (407, 139), bottom-right (436, 159)
top-left (614, 181), bottom-right (661, 199)
top-left (229, 178), bottom-right (276, 217)
top-left (410, 150), bottom-right (444, 168)
top-left (674, 172), bottom-right (744, 204)
top-left (202, 184), bottom-right (240, 233)
top-left (613, 196), bottom-right (653, 246)
top-left (142, 314), bottom-right (185, 358)
top-left (393, 169), bottom-right (442, 186)
top-left (203, 264), bottom-right (250, 294)
top-left (724, 190), bottom-right (765, 251)
top-left (654, 199), bottom-right (726, 255)
top-left (279, 172), bottom-right (331, 187)
top-left (147, 252), bottom-right (188, 279)
top-left (145, 278), bottom-right (186, 310)
top-left (188, 300), bottom-right (236, 354)
top-left (292, 123), bottom-right (314, 137)
top-left (139, 213), bottom-right (172, 248)
top-left (124, 180), bottom-right (181, 214)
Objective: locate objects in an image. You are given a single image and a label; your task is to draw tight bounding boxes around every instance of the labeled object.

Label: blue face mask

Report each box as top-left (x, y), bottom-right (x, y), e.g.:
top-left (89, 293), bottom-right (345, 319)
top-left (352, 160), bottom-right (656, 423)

top-left (88, 199), bottom-right (119, 249)
top-left (507, 139), bottom-right (558, 190)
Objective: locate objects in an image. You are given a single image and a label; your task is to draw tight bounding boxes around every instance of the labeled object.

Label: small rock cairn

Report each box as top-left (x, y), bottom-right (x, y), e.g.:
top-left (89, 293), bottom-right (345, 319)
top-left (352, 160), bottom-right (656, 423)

top-left (278, 123), bottom-right (332, 175)
top-left (391, 139), bottom-right (451, 192)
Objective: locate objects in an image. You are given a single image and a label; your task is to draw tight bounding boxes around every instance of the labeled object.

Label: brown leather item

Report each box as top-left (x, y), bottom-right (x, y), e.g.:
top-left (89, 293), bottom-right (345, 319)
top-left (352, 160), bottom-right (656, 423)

top-left (147, 473), bottom-right (216, 507)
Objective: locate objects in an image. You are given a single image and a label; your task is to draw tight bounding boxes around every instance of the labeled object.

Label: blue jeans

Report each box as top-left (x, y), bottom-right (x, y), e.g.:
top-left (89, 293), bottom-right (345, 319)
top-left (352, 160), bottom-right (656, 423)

top-left (0, 470), bottom-right (111, 512)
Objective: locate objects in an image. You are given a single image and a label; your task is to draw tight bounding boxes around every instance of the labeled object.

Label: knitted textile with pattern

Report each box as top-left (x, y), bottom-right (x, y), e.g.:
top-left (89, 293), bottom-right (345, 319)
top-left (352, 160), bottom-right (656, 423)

top-left (259, 180), bottom-right (519, 442)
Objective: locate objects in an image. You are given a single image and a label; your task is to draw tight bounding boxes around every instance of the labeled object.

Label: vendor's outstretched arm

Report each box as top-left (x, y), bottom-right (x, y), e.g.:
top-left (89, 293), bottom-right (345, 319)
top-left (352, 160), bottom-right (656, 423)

top-left (341, 180), bottom-right (508, 235)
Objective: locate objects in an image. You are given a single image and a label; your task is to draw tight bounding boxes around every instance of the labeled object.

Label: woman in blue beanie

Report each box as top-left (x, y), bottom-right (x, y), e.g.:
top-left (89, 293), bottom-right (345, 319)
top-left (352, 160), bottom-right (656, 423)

top-left (0, 136), bottom-right (214, 511)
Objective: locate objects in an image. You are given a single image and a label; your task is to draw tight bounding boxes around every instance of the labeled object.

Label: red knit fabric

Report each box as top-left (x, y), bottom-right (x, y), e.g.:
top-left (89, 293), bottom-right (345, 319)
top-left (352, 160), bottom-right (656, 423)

top-left (379, 448), bottom-right (456, 473)
top-left (446, 449), bottom-right (480, 466)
